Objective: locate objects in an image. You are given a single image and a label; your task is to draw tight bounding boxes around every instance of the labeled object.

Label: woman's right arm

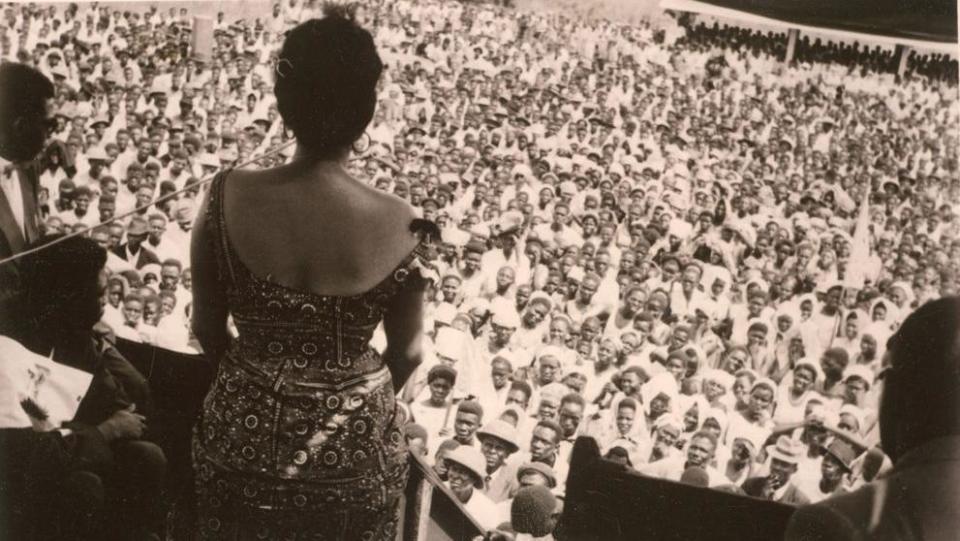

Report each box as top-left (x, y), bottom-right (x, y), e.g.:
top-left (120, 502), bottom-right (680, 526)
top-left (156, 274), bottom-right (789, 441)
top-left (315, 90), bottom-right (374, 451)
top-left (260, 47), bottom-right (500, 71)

top-left (190, 190), bottom-right (230, 364)
top-left (382, 275), bottom-right (426, 393)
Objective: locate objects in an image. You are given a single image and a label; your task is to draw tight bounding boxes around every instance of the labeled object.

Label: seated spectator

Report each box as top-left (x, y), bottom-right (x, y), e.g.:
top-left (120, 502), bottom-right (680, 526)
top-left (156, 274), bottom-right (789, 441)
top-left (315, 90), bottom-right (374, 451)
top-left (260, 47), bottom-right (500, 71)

top-left (2, 235), bottom-right (165, 540)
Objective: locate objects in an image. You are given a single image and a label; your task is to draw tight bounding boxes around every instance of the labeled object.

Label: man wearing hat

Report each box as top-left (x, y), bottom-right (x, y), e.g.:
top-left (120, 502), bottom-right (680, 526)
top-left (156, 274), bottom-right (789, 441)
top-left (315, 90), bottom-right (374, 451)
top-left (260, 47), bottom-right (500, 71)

top-left (481, 210), bottom-right (528, 287)
top-left (494, 461), bottom-right (560, 526)
top-left (444, 445), bottom-right (501, 531)
top-left (743, 435), bottom-right (810, 505)
top-left (73, 146), bottom-right (112, 190)
top-left (477, 419), bottom-right (521, 502)
top-left (111, 216), bottom-right (161, 270)
top-left (509, 419), bottom-right (568, 495)
top-left (796, 439), bottom-right (857, 503)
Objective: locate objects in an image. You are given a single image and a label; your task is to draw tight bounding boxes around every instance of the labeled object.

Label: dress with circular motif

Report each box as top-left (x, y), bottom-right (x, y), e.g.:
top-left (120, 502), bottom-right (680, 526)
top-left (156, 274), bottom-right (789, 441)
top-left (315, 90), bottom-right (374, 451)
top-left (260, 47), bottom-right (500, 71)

top-left (193, 172), bottom-right (432, 539)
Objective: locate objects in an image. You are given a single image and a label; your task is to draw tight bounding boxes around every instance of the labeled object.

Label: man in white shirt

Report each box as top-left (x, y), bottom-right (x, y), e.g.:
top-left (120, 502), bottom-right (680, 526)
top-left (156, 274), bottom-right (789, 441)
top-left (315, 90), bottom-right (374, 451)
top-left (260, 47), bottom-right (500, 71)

top-left (410, 365), bottom-right (458, 457)
top-left (56, 186), bottom-right (100, 227)
top-left (144, 213), bottom-right (184, 264)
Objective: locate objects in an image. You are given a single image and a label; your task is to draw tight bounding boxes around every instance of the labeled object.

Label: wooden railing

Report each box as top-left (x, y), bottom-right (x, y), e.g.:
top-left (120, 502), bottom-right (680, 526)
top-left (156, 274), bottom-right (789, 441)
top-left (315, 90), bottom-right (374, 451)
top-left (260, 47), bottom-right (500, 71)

top-left (559, 437), bottom-right (797, 541)
top-left (401, 452), bottom-right (485, 541)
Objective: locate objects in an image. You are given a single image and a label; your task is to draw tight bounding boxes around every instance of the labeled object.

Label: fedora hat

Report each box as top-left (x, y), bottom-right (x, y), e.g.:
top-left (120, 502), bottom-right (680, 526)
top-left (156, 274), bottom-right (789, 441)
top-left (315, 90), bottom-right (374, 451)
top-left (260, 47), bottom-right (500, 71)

top-left (823, 440), bottom-right (857, 473)
top-left (127, 217), bottom-right (149, 236)
top-left (768, 435), bottom-right (802, 465)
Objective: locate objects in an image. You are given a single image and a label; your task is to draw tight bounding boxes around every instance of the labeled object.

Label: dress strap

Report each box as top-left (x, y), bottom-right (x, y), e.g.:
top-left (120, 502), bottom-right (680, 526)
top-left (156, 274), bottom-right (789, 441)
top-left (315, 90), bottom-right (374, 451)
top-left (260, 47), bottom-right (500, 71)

top-left (210, 170), bottom-right (238, 286)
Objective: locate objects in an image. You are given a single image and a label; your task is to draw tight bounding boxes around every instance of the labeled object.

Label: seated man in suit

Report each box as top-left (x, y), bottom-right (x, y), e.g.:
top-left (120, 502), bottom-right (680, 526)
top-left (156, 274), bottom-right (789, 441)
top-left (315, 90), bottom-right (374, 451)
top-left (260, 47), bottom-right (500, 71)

top-left (786, 297), bottom-right (960, 541)
top-left (4, 234), bottom-right (165, 540)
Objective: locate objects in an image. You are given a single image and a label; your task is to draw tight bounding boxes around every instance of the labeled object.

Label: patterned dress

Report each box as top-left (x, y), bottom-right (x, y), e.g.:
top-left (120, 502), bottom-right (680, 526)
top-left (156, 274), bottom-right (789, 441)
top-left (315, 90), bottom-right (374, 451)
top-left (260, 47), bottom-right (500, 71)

top-left (193, 171), bottom-right (435, 540)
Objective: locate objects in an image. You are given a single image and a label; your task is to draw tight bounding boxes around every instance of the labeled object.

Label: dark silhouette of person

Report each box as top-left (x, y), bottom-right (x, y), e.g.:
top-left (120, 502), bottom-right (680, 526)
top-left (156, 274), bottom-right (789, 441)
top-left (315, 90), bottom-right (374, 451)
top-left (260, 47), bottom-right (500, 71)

top-left (785, 296), bottom-right (960, 541)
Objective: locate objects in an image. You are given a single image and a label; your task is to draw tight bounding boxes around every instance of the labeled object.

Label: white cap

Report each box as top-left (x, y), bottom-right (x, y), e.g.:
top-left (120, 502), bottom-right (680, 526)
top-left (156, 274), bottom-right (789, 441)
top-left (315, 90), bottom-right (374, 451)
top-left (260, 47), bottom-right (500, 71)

top-left (434, 326), bottom-right (469, 363)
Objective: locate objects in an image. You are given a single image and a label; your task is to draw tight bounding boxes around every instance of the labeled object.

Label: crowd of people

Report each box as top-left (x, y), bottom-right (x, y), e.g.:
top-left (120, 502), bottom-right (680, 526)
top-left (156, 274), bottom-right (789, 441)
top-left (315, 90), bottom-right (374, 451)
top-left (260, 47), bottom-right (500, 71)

top-left (1, 0), bottom-right (958, 538)
top-left (681, 17), bottom-right (959, 84)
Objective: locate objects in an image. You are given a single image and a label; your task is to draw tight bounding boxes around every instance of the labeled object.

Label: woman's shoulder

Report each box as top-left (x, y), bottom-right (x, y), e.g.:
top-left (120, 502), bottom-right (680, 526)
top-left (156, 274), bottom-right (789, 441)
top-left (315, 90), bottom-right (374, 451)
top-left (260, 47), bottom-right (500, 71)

top-left (362, 187), bottom-right (421, 237)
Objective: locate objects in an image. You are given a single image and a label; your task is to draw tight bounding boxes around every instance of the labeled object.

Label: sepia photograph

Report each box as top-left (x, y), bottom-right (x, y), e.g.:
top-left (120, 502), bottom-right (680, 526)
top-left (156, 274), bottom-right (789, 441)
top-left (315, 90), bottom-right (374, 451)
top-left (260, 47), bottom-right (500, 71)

top-left (0, 0), bottom-right (957, 540)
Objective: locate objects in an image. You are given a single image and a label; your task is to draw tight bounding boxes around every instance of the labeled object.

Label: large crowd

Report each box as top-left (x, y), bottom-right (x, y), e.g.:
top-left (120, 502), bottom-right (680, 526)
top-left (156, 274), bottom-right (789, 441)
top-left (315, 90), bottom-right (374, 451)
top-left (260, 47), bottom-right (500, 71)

top-left (1, 0), bottom-right (958, 538)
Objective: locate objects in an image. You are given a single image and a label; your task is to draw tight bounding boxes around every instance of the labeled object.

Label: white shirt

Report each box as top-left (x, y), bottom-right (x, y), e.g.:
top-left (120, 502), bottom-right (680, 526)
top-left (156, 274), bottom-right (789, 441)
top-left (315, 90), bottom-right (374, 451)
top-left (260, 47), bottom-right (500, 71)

top-left (146, 236), bottom-right (185, 266)
top-left (453, 485), bottom-right (501, 531)
top-left (0, 160), bottom-right (25, 238)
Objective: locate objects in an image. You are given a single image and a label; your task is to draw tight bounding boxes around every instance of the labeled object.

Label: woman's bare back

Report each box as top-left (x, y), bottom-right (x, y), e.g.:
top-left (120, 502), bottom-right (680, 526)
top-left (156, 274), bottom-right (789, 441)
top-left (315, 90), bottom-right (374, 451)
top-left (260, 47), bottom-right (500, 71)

top-left (220, 164), bottom-right (419, 298)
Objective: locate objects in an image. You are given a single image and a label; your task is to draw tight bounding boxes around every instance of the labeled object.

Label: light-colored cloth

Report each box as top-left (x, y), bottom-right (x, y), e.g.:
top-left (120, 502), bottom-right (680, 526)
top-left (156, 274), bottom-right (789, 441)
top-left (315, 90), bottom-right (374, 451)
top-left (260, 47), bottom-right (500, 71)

top-left (0, 335), bottom-right (93, 429)
top-left (638, 455), bottom-right (726, 487)
top-left (0, 162), bottom-right (26, 237)
top-left (454, 485), bottom-right (501, 531)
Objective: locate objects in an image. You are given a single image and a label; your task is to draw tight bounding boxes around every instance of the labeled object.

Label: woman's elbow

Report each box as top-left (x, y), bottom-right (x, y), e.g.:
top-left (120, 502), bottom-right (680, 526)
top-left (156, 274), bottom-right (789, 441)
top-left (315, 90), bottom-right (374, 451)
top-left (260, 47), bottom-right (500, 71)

top-left (192, 319), bottom-right (227, 347)
top-left (404, 351), bottom-right (424, 369)
top-left (386, 342), bottom-right (423, 367)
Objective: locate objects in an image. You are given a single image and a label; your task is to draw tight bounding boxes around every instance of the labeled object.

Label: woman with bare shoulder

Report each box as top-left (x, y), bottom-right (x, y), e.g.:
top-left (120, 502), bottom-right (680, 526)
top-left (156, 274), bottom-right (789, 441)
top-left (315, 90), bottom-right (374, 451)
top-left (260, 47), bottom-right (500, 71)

top-left (190, 6), bottom-right (436, 538)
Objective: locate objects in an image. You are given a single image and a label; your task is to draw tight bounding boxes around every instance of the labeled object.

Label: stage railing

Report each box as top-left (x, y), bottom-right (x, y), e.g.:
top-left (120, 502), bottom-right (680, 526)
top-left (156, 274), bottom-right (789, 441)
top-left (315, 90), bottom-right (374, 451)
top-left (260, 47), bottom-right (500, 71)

top-left (117, 340), bottom-right (798, 541)
top-left (115, 338), bottom-right (483, 541)
top-left (559, 436), bottom-right (797, 541)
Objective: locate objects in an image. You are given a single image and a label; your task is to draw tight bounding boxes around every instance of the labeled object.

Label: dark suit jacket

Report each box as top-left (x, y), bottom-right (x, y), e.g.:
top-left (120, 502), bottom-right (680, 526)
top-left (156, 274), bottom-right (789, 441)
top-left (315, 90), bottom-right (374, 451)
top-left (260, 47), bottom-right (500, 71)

top-left (784, 436), bottom-right (960, 541)
top-left (111, 243), bottom-right (160, 270)
top-left (0, 161), bottom-right (42, 332)
top-left (742, 476), bottom-right (811, 506)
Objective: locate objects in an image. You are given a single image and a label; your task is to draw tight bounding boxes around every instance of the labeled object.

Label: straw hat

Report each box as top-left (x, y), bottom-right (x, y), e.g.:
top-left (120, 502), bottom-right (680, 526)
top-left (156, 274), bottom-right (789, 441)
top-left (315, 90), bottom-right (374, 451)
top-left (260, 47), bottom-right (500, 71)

top-left (443, 446), bottom-right (486, 488)
top-left (476, 419), bottom-right (520, 454)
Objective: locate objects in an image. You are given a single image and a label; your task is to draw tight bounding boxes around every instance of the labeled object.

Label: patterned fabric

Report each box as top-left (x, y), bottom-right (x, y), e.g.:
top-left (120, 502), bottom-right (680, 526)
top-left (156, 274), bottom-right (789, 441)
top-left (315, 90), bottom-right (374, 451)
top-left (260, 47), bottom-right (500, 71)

top-left (193, 171), bottom-right (435, 540)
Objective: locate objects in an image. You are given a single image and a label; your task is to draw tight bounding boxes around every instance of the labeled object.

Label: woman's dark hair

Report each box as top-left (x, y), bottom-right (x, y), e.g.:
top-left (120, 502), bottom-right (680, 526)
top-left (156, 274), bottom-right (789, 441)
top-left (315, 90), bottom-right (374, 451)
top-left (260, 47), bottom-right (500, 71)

top-left (274, 3), bottom-right (382, 158)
